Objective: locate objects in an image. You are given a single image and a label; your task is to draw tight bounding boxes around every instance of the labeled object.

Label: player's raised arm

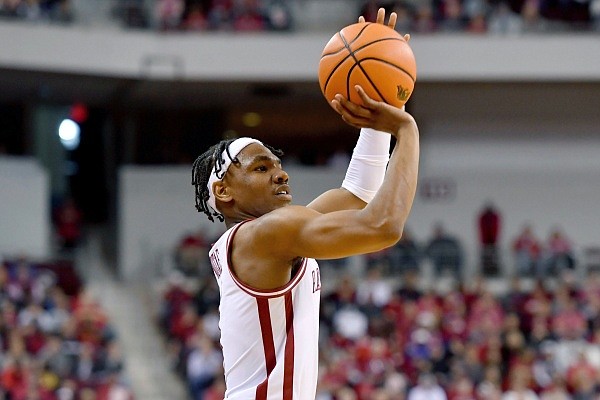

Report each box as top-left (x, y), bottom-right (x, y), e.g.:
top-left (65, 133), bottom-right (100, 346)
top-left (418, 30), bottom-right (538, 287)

top-left (251, 86), bottom-right (419, 261)
top-left (309, 7), bottom-right (413, 214)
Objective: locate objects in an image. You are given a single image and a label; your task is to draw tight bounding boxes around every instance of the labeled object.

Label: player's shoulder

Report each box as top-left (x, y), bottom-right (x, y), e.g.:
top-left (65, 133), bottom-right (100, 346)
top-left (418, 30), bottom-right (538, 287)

top-left (256, 205), bottom-right (317, 226)
top-left (240, 205), bottom-right (318, 241)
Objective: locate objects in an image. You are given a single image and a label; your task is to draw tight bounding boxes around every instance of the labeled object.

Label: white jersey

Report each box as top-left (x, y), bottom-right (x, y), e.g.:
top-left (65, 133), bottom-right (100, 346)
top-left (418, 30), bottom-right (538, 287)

top-left (209, 221), bottom-right (322, 400)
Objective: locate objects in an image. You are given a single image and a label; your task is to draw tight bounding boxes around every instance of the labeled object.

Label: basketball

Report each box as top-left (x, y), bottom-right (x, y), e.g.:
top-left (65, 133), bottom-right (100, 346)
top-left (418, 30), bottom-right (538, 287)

top-left (318, 22), bottom-right (417, 109)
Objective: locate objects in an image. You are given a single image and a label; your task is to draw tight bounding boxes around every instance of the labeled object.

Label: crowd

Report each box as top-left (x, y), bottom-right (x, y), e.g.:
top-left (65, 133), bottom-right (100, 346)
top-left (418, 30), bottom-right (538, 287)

top-left (315, 269), bottom-right (600, 399)
top-left (1, 0), bottom-right (598, 32)
top-left (158, 218), bottom-right (582, 399)
top-left (158, 262), bottom-right (600, 399)
top-left (0, 257), bottom-right (133, 400)
top-left (360, 0), bottom-right (600, 34)
top-left (0, 0), bottom-right (73, 23)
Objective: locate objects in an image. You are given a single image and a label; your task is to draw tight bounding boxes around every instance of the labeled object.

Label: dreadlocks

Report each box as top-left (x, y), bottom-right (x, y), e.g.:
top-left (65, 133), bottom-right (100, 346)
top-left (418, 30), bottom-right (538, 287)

top-left (191, 139), bottom-right (284, 223)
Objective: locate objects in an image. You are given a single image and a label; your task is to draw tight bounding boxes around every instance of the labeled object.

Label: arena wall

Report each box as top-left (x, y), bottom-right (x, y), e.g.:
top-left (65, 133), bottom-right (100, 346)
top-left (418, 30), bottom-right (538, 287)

top-left (2, 22), bottom-right (600, 81)
top-left (0, 157), bottom-right (51, 258)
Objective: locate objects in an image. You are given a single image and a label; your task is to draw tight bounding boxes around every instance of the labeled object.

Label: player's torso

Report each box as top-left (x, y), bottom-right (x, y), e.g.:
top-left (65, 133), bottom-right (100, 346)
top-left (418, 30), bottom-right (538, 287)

top-left (210, 222), bottom-right (322, 400)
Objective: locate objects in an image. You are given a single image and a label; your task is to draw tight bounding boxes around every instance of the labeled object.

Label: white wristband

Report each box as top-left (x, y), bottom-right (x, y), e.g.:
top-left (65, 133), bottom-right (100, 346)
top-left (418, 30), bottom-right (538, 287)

top-left (342, 128), bottom-right (391, 203)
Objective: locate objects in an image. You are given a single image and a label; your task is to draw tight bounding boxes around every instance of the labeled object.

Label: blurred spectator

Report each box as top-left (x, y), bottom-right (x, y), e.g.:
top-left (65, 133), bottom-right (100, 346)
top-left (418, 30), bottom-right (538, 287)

top-left (208, 0), bottom-right (233, 29)
top-left (446, 375), bottom-right (476, 399)
top-left (424, 223), bottom-right (464, 279)
top-left (521, 0), bottom-right (547, 32)
top-left (408, 372), bottom-right (447, 400)
top-left (512, 224), bottom-right (542, 277)
top-left (18, 0), bottom-right (42, 20)
top-left (356, 265), bottom-right (393, 308)
top-left (476, 365), bottom-right (503, 399)
top-left (118, 0), bottom-right (149, 29)
top-left (155, 0), bottom-right (185, 30)
top-left (96, 372), bottom-right (134, 400)
top-left (488, 1), bottom-right (524, 33)
top-left (173, 229), bottom-right (209, 277)
top-left (539, 378), bottom-right (571, 399)
top-left (265, 0), bottom-right (292, 30)
top-left (333, 304), bottom-right (369, 342)
top-left (502, 276), bottom-right (528, 314)
top-left (321, 274), bottom-right (358, 333)
top-left (232, 0), bottom-right (265, 31)
top-left (413, 2), bottom-right (438, 32)
top-left (365, 245), bottom-right (395, 275)
top-left (183, 3), bottom-right (208, 31)
top-left (439, 0), bottom-right (466, 31)
top-left (478, 202), bottom-right (502, 276)
top-left (54, 197), bottom-right (83, 251)
top-left (542, 227), bottom-right (576, 277)
top-left (49, 0), bottom-right (73, 23)
top-left (390, 228), bottom-right (421, 275)
top-left (392, 2), bottom-right (414, 33)
top-left (502, 365), bottom-right (539, 399)
top-left (186, 333), bottom-right (223, 400)
top-left (397, 269), bottom-right (423, 301)
top-left (565, 351), bottom-right (597, 398)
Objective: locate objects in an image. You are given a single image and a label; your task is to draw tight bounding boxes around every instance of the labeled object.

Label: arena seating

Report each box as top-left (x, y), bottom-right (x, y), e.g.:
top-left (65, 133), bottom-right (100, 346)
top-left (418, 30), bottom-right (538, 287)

top-left (0, 256), bottom-right (134, 400)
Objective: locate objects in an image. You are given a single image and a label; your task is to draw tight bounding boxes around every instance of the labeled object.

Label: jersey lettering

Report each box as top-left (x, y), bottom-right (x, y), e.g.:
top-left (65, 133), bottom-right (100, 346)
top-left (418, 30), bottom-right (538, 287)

top-left (312, 267), bottom-right (321, 293)
top-left (210, 249), bottom-right (222, 278)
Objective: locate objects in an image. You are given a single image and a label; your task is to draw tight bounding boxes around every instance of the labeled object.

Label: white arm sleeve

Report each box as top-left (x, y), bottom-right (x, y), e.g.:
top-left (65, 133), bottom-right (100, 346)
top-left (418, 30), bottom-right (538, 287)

top-left (341, 128), bottom-right (391, 203)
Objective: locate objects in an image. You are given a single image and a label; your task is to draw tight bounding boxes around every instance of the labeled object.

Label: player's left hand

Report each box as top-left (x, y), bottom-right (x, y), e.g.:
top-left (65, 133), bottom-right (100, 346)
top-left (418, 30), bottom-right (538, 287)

top-left (358, 7), bottom-right (410, 42)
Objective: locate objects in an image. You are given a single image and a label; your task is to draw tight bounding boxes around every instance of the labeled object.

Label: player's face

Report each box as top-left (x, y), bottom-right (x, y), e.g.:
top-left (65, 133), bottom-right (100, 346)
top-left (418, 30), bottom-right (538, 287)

top-left (224, 143), bottom-right (292, 217)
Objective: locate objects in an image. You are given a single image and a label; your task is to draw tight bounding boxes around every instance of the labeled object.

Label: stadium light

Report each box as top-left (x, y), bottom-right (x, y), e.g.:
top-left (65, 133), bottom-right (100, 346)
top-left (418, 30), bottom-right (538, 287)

top-left (58, 119), bottom-right (80, 150)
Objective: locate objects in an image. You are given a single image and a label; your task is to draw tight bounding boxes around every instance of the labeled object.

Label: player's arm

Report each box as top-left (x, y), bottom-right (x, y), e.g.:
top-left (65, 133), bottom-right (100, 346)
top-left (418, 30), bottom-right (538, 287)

top-left (307, 8), bottom-right (410, 214)
top-left (306, 125), bottom-right (391, 213)
top-left (254, 87), bottom-right (419, 260)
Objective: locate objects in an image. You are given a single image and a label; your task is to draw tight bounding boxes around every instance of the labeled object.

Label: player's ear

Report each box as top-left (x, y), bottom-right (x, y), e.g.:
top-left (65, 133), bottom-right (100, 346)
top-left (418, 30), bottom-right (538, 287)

top-left (213, 181), bottom-right (233, 204)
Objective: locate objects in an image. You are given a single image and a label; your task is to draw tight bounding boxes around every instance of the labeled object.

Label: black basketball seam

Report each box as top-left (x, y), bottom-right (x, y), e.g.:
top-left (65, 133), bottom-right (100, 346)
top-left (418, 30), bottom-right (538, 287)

top-left (346, 64), bottom-right (387, 103)
top-left (343, 24), bottom-right (389, 102)
top-left (322, 23), bottom-right (373, 96)
top-left (348, 22), bottom-right (373, 47)
top-left (321, 23), bottom-right (415, 99)
top-left (352, 39), bottom-right (416, 82)
top-left (358, 57), bottom-right (416, 84)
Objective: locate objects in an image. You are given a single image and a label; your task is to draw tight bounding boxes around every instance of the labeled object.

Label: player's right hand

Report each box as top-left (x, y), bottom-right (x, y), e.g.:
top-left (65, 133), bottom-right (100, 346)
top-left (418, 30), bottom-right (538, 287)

top-left (331, 85), bottom-right (416, 137)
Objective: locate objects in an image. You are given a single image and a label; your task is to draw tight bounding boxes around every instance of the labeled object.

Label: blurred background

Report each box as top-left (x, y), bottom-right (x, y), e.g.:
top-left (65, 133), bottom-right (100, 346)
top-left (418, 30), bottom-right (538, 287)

top-left (1, 0), bottom-right (600, 399)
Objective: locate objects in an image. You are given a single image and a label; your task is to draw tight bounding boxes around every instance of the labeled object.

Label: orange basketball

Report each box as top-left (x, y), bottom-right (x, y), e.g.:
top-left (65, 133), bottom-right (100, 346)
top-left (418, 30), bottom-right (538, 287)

top-left (318, 22), bottom-right (417, 109)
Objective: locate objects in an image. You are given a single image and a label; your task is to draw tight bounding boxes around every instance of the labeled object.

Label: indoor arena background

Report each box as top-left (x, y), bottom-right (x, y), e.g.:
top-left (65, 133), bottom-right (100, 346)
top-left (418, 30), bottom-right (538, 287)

top-left (1, 0), bottom-right (600, 399)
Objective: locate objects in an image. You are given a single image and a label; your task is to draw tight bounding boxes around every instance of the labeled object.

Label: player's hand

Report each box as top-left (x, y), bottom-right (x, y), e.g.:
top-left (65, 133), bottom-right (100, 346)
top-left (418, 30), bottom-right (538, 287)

top-left (358, 7), bottom-right (410, 43)
top-left (331, 85), bottom-right (416, 138)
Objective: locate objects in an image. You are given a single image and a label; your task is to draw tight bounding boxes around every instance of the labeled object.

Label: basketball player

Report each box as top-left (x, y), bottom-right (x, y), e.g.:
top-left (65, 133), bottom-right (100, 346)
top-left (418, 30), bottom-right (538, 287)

top-left (191, 9), bottom-right (419, 400)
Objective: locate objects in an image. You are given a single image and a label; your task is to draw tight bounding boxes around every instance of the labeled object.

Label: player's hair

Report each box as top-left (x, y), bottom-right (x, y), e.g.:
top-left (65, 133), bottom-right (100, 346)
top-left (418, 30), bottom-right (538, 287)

top-left (192, 139), bottom-right (284, 222)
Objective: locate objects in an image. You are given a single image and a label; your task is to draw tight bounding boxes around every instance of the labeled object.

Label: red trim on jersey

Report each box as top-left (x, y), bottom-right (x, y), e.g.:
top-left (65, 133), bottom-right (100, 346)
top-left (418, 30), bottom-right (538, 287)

top-left (226, 221), bottom-right (307, 298)
top-left (256, 298), bottom-right (277, 400)
top-left (283, 292), bottom-right (295, 399)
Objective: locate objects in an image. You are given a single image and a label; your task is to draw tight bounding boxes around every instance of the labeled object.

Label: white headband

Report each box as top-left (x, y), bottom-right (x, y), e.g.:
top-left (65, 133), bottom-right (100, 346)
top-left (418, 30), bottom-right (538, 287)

top-left (207, 137), bottom-right (263, 213)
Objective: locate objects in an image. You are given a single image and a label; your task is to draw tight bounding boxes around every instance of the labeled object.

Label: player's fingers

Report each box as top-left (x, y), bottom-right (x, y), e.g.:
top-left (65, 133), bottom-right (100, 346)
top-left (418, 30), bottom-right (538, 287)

top-left (354, 86), bottom-right (378, 110)
top-left (388, 12), bottom-right (397, 29)
top-left (376, 7), bottom-right (385, 24)
top-left (331, 99), bottom-right (369, 127)
top-left (334, 93), bottom-right (372, 119)
top-left (404, 33), bottom-right (411, 42)
top-left (358, 15), bottom-right (365, 23)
